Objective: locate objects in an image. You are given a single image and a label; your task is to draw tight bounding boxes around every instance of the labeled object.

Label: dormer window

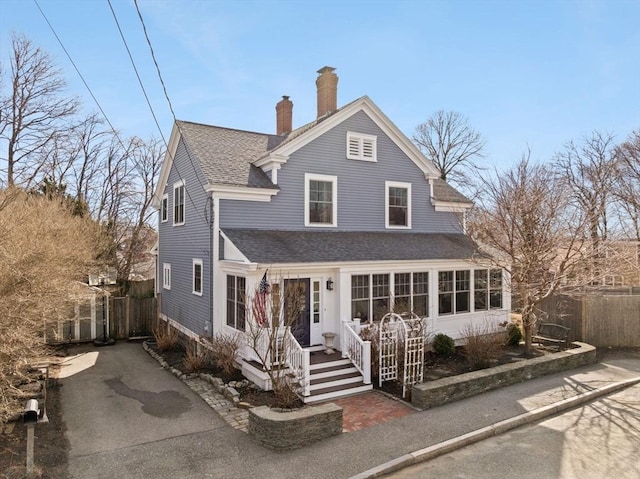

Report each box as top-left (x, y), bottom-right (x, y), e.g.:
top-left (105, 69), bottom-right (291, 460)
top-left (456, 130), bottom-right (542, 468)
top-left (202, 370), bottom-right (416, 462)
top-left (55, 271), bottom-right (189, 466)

top-left (347, 132), bottom-right (377, 162)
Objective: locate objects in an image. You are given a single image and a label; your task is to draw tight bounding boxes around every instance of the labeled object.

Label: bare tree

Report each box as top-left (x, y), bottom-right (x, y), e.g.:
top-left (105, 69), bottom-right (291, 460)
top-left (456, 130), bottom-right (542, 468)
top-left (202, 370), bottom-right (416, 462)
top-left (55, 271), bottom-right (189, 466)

top-left (0, 34), bottom-right (79, 186)
top-left (471, 155), bottom-right (590, 353)
top-left (614, 129), bottom-right (640, 239)
top-left (413, 110), bottom-right (486, 190)
top-left (117, 137), bottom-right (163, 286)
top-left (246, 277), bottom-right (306, 407)
top-left (553, 132), bottom-right (618, 242)
top-left (0, 188), bottom-right (99, 422)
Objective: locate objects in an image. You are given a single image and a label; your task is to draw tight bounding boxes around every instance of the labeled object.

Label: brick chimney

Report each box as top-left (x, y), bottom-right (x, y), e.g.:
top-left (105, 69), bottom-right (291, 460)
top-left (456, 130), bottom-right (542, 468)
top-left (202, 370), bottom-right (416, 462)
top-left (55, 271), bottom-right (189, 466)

top-left (316, 66), bottom-right (338, 118)
top-left (276, 95), bottom-right (293, 135)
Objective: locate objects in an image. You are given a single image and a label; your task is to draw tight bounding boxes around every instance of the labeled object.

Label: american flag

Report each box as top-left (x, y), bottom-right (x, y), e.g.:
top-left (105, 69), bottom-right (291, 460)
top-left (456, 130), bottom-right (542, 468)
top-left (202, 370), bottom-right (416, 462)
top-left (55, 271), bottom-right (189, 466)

top-left (259, 271), bottom-right (270, 294)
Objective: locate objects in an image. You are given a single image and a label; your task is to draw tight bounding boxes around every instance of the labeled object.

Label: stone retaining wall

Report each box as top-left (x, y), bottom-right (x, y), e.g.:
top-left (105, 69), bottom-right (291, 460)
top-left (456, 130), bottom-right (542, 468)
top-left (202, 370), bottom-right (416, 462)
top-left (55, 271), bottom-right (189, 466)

top-left (412, 342), bottom-right (597, 410)
top-left (248, 403), bottom-right (343, 450)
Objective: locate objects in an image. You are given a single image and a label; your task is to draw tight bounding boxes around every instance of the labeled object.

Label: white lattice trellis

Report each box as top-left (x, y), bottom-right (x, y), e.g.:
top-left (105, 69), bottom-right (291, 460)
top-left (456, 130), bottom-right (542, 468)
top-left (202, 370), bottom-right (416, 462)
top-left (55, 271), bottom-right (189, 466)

top-left (379, 319), bottom-right (399, 386)
top-left (379, 312), bottom-right (426, 398)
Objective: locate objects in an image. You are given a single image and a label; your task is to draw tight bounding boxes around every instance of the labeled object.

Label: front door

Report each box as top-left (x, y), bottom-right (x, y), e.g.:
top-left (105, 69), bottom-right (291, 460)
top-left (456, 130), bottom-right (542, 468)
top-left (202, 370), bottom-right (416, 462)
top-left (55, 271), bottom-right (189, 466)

top-left (284, 278), bottom-right (311, 347)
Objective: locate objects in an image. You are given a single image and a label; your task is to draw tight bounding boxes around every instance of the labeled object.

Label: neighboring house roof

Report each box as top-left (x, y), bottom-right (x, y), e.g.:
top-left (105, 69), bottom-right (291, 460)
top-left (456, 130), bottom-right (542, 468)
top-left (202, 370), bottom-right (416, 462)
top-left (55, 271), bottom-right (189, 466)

top-left (223, 229), bottom-right (479, 264)
top-left (176, 120), bottom-right (283, 189)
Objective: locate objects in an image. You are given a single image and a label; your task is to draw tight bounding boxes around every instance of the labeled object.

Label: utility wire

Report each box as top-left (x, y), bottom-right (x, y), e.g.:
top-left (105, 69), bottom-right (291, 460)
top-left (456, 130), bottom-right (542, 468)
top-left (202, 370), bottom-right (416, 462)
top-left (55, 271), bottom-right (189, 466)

top-left (107, 0), bottom-right (209, 226)
top-left (32, 0), bottom-right (202, 248)
top-left (133, 0), bottom-right (213, 213)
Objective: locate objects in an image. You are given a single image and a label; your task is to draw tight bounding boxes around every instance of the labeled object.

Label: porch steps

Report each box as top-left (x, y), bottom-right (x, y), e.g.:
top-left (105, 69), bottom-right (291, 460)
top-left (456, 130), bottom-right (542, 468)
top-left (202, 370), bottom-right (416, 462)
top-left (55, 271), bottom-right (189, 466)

top-left (304, 351), bottom-right (372, 404)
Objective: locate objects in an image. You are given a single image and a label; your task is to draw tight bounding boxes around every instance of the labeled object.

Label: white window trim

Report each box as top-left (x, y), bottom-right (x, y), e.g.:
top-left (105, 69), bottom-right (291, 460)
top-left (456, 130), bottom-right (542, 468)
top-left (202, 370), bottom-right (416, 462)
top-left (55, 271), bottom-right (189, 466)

top-left (304, 173), bottom-right (338, 227)
top-left (385, 181), bottom-right (412, 229)
top-left (161, 193), bottom-right (168, 223)
top-left (346, 132), bottom-right (377, 162)
top-left (163, 263), bottom-right (171, 290)
top-left (173, 180), bottom-right (185, 226)
top-left (192, 259), bottom-right (203, 296)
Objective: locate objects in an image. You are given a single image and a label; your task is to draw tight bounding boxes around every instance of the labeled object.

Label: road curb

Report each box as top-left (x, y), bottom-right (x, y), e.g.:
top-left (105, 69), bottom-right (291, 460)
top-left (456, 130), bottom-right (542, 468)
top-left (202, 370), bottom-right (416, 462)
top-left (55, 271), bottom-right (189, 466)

top-left (351, 376), bottom-right (640, 479)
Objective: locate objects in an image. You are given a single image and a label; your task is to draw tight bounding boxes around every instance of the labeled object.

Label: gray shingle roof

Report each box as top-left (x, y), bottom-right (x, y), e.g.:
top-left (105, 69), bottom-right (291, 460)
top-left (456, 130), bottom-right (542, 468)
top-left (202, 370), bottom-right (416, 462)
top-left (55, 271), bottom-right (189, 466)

top-left (432, 178), bottom-right (472, 204)
top-left (222, 229), bottom-right (479, 264)
top-left (176, 120), bottom-right (284, 189)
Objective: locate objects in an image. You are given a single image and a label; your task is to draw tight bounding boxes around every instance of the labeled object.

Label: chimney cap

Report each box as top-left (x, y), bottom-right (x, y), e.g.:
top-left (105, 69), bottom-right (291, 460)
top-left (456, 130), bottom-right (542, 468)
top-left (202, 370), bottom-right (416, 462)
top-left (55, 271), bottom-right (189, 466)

top-left (317, 66), bottom-right (336, 75)
top-left (281, 95), bottom-right (290, 100)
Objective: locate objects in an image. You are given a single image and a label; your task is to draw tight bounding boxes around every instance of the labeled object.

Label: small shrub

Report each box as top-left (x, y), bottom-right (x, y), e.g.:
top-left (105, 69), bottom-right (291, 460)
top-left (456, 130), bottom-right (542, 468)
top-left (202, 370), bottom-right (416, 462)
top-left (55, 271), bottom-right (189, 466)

top-left (273, 382), bottom-right (304, 409)
top-left (183, 343), bottom-right (206, 373)
top-left (153, 325), bottom-right (178, 351)
top-left (505, 322), bottom-right (523, 346)
top-left (208, 332), bottom-right (241, 375)
top-left (432, 333), bottom-right (456, 356)
top-left (462, 322), bottom-right (504, 370)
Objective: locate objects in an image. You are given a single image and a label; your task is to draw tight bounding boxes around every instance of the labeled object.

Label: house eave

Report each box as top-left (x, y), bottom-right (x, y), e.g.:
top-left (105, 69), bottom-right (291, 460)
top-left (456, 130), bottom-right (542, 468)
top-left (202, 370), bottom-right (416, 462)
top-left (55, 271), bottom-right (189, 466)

top-left (152, 123), bottom-right (182, 209)
top-left (268, 96), bottom-right (441, 179)
top-left (205, 184), bottom-right (279, 201)
top-left (432, 200), bottom-right (473, 212)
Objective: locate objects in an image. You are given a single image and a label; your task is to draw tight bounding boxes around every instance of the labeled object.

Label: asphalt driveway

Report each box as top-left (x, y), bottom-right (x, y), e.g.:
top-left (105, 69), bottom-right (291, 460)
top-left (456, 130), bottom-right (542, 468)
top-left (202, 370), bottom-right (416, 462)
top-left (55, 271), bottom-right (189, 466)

top-left (59, 342), bottom-right (246, 479)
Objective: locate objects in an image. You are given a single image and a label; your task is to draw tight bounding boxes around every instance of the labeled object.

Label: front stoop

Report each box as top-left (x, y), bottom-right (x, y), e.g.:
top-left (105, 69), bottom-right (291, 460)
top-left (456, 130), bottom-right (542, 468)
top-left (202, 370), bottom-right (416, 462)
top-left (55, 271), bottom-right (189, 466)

top-left (305, 349), bottom-right (373, 403)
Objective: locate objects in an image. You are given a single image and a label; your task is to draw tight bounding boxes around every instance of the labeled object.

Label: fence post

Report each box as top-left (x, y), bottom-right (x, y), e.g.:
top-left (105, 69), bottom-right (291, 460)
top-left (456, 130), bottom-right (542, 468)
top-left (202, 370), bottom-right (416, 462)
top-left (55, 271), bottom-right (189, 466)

top-left (125, 295), bottom-right (131, 338)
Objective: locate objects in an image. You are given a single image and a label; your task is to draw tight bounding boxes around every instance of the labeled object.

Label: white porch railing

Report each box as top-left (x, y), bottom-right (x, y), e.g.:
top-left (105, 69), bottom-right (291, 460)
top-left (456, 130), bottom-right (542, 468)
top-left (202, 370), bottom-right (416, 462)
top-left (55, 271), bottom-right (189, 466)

top-left (246, 326), bottom-right (310, 397)
top-left (283, 327), bottom-right (311, 397)
top-left (342, 320), bottom-right (372, 384)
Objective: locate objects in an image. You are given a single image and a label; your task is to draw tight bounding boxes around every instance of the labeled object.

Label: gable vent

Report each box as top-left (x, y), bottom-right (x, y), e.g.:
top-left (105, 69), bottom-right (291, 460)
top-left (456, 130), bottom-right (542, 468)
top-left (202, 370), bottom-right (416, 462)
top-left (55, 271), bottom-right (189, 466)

top-left (346, 132), bottom-right (377, 162)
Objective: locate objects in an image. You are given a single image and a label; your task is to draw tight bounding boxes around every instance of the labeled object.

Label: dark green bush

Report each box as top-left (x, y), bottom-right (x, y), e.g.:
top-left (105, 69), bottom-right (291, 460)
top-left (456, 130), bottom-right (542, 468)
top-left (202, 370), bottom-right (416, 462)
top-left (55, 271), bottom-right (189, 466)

top-left (432, 333), bottom-right (456, 356)
top-left (506, 323), bottom-right (523, 346)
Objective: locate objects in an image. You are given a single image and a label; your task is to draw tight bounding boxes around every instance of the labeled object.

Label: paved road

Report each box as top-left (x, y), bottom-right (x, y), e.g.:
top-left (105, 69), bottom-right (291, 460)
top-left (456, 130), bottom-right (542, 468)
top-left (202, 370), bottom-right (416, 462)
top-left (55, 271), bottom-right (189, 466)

top-left (59, 342), bottom-right (640, 479)
top-left (387, 381), bottom-right (640, 479)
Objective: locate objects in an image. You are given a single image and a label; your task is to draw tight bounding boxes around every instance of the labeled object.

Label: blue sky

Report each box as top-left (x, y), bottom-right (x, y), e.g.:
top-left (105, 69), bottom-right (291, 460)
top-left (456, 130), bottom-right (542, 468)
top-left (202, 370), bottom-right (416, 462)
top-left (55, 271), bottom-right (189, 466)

top-left (1, 0), bottom-right (639, 171)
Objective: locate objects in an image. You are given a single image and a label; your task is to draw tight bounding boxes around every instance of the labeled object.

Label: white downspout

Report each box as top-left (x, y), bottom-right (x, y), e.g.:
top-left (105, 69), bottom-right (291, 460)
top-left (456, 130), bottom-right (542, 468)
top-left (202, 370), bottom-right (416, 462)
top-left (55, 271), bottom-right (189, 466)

top-left (212, 195), bottom-right (221, 334)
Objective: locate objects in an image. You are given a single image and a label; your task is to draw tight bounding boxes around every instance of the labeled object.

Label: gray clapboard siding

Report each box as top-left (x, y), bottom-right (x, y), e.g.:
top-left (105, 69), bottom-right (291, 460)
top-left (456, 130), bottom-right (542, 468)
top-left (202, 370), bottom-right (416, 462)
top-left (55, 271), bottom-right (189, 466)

top-left (157, 138), bottom-right (211, 336)
top-left (220, 111), bottom-right (463, 233)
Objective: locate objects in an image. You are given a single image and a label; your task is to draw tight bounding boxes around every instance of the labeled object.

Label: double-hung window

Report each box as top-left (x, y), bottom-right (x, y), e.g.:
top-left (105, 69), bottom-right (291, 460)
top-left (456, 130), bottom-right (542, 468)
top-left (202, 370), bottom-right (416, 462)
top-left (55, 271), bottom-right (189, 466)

top-left (162, 263), bottom-right (171, 290)
top-left (386, 181), bottom-right (411, 228)
top-left (439, 270), bottom-right (471, 315)
top-left (393, 272), bottom-right (429, 317)
top-left (305, 173), bottom-right (337, 227)
top-left (489, 269), bottom-right (503, 308)
top-left (474, 269), bottom-right (503, 310)
top-left (226, 275), bottom-right (246, 331)
top-left (351, 274), bottom-right (390, 322)
top-left (173, 181), bottom-right (185, 225)
top-left (161, 193), bottom-right (168, 223)
top-left (192, 259), bottom-right (203, 296)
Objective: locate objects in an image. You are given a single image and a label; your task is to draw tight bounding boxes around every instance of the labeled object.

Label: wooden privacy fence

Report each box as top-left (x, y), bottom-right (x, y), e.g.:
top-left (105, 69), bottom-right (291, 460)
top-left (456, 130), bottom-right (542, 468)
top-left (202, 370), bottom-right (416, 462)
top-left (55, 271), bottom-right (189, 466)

top-left (582, 295), bottom-right (640, 348)
top-left (538, 294), bottom-right (640, 348)
top-left (109, 296), bottom-right (158, 340)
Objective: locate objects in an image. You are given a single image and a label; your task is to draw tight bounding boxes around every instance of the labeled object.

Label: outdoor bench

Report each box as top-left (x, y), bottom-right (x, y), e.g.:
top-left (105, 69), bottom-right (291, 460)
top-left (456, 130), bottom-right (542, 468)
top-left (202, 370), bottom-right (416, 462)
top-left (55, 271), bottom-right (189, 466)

top-left (532, 323), bottom-right (571, 351)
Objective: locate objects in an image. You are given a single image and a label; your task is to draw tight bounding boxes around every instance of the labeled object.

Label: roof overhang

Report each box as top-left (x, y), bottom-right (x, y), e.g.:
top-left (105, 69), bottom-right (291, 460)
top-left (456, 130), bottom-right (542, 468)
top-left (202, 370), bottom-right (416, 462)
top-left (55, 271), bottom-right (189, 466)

top-left (432, 200), bottom-right (473, 212)
top-left (262, 96), bottom-right (441, 180)
top-left (152, 123), bottom-right (181, 209)
top-left (205, 184), bottom-right (279, 201)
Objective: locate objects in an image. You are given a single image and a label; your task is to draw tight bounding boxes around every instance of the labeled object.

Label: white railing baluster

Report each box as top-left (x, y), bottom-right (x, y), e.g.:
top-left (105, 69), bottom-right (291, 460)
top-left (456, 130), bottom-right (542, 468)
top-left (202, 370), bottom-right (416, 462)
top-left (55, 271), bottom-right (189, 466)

top-left (342, 320), bottom-right (372, 384)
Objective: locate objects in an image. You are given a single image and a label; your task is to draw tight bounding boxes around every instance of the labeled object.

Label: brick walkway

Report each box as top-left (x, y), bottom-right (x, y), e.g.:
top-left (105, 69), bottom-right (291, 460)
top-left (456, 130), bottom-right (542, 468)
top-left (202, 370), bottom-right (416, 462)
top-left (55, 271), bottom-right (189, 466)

top-left (331, 391), bottom-right (416, 432)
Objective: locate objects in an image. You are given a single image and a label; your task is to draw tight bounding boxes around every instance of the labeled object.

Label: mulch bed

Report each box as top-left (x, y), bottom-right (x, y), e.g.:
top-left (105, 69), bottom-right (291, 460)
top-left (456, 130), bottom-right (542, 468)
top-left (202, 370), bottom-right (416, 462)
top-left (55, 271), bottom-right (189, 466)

top-left (147, 342), bottom-right (303, 408)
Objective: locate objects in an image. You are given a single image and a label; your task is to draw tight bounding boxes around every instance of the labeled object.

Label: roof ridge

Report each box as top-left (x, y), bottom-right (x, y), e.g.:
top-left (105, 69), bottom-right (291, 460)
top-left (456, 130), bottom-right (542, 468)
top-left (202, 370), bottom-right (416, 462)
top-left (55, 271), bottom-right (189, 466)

top-left (176, 119), bottom-right (280, 138)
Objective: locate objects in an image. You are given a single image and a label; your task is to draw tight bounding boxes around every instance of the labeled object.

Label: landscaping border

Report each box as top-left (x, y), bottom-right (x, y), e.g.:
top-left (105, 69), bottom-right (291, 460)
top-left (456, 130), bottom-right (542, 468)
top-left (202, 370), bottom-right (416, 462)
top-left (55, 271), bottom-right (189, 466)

top-left (412, 342), bottom-right (597, 409)
top-left (248, 403), bottom-right (343, 450)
